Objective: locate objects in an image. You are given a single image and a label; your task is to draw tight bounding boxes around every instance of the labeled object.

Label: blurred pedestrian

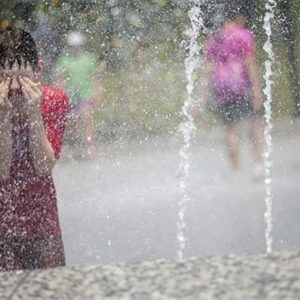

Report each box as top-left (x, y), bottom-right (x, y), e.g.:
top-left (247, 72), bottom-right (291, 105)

top-left (54, 31), bottom-right (103, 160)
top-left (0, 27), bottom-right (68, 271)
top-left (204, 11), bottom-right (264, 176)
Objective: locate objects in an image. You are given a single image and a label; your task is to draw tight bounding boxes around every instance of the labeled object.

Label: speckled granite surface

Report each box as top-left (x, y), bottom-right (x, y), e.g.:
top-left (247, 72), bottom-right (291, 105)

top-left (1, 252), bottom-right (300, 299)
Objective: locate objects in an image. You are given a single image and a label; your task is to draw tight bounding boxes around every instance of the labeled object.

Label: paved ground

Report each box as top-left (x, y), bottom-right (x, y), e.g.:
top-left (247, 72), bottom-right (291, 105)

top-left (54, 119), bottom-right (300, 267)
top-left (2, 252), bottom-right (300, 299)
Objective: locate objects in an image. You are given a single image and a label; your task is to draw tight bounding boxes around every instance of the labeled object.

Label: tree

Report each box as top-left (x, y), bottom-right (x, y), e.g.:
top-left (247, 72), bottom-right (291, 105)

top-left (278, 0), bottom-right (300, 116)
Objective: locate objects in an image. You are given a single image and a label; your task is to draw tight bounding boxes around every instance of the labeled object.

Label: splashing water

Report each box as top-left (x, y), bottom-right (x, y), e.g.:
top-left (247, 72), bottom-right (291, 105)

top-left (263, 0), bottom-right (276, 253)
top-left (177, 1), bottom-right (205, 260)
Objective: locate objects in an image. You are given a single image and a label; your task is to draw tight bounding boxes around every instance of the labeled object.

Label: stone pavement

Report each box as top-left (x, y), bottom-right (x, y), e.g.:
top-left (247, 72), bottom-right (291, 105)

top-left (1, 251), bottom-right (300, 299)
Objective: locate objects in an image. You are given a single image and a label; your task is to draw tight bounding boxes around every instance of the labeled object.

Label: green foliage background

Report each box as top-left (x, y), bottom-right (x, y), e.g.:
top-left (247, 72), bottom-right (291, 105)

top-left (1, 0), bottom-right (299, 140)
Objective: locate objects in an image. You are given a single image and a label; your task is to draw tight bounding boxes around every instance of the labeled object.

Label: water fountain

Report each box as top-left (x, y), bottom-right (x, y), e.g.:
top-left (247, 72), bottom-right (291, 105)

top-left (177, 0), bottom-right (278, 257)
top-left (177, 0), bottom-right (205, 259)
top-left (262, 0), bottom-right (277, 253)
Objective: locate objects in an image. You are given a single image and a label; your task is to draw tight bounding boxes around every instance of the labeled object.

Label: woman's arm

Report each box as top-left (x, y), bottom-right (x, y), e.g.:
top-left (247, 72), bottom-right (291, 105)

top-left (0, 79), bottom-right (13, 180)
top-left (20, 77), bottom-right (56, 175)
top-left (246, 54), bottom-right (263, 112)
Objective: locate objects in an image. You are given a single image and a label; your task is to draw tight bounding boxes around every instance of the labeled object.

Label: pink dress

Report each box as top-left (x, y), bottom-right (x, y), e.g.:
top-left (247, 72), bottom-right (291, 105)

top-left (205, 24), bottom-right (255, 103)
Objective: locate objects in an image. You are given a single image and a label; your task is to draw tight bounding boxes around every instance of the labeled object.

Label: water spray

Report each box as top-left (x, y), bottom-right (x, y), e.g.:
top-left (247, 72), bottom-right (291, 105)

top-left (262, 0), bottom-right (276, 253)
top-left (177, 0), bottom-right (205, 259)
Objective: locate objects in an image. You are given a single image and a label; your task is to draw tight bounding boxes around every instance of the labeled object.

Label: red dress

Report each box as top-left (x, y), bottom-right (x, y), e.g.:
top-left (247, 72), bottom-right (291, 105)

top-left (0, 84), bottom-right (69, 270)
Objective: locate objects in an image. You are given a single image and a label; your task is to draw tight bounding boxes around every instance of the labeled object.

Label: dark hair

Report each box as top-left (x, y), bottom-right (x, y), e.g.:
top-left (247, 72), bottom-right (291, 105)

top-left (224, 1), bottom-right (249, 22)
top-left (0, 27), bottom-right (38, 70)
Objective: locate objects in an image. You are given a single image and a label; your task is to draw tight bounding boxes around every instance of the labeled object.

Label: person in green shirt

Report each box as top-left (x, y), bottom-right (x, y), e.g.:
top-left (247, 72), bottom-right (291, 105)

top-left (55, 32), bottom-right (103, 159)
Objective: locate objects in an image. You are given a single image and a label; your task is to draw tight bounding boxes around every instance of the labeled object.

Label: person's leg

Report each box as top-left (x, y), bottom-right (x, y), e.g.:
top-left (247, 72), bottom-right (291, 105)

top-left (219, 101), bottom-right (241, 170)
top-left (65, 103), bottom-right (87, 159)
top-left (68, 107), bottom-right (83, 147)
top-left (249, 116), bottom-right (264, 166)
top-left (225, 122), bottom-right (240, 170)
top-left (81, 102), bottom-right (99, 159)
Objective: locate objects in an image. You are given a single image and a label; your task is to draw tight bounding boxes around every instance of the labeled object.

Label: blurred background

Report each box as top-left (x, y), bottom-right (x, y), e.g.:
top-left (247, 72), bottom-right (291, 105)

top-left (1, 0), bottom-right (300, 140)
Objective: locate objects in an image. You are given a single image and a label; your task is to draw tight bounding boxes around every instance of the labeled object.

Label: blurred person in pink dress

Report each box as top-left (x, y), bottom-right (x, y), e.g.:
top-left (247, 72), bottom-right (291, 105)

top-left (204, 11), bottom-right (264, 175)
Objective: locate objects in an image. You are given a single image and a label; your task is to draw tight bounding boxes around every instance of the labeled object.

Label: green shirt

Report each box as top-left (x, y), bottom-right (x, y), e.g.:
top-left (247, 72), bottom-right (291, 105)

top-left (56, 52), bottom-right (98, 102)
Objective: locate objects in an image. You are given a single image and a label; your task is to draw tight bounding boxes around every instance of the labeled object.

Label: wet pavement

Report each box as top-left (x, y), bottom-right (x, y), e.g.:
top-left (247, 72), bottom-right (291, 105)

top-left (54, 119), bottom-right (300, 267)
